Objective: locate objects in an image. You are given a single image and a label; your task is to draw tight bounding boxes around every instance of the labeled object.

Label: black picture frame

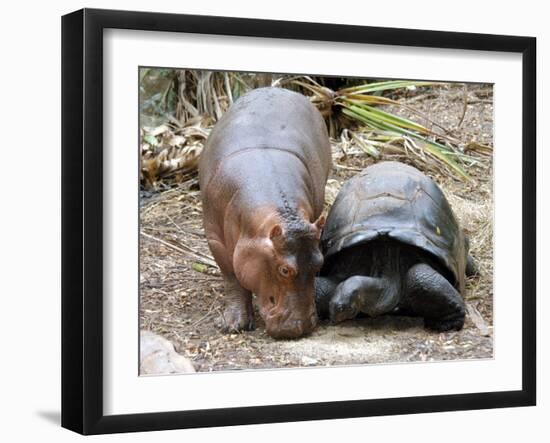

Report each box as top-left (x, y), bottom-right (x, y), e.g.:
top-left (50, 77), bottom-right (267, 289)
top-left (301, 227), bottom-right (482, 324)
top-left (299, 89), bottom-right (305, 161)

top-left (61, 8), bottom-right (537, 435)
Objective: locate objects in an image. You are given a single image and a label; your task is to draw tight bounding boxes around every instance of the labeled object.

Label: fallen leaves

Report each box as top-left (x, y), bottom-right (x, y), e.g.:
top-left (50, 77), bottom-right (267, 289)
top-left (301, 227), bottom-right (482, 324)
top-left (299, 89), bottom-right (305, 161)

top-left (140, 118), bottom-right (211, 189)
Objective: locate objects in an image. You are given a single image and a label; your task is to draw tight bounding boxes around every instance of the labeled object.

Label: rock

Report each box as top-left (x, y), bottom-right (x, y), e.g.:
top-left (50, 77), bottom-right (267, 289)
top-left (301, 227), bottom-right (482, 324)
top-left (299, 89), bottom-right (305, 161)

top-left (140, 330), bottom-right (195, 375)
top-left (465, 303), bottom-right (491, 337)
top-left (301, 356), bottom-right (318, 366)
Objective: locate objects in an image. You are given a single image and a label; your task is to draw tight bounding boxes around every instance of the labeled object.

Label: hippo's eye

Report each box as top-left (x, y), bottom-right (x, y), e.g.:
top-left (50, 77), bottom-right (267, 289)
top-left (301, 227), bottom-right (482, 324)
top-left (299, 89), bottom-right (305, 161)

top-left (278, 265), bottom-right (291, 278)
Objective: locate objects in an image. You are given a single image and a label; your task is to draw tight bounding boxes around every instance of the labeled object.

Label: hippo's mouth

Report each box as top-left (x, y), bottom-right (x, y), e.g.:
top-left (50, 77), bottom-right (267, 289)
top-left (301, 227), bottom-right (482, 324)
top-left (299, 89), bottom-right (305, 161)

top-left (262, 308), bottom-right (318, 339)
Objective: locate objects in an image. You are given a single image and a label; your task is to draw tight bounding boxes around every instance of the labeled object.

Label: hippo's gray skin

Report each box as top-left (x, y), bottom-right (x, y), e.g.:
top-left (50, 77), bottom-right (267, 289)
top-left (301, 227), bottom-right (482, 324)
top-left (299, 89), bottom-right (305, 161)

top-left (315, 162), bottom-right (477, 331)
top-left (199, 87), bottom-right (332, 339)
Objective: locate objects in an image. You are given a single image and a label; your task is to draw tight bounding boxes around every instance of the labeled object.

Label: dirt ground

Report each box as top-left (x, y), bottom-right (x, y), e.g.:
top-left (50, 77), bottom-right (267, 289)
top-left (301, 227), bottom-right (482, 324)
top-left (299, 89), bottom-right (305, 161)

top-left (139, 84), bottom-right (494, 373)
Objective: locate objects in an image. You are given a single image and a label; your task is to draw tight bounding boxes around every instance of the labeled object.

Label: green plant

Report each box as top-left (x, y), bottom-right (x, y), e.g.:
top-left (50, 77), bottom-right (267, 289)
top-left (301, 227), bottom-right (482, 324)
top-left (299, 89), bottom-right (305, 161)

top-left (293, 78), bottom-right (485, 181)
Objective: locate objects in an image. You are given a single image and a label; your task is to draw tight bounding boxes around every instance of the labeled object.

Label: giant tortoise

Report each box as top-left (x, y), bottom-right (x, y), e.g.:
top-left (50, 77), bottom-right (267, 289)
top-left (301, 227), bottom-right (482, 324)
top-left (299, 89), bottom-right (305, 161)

top-left (315, 161), bottom-right (477, 331)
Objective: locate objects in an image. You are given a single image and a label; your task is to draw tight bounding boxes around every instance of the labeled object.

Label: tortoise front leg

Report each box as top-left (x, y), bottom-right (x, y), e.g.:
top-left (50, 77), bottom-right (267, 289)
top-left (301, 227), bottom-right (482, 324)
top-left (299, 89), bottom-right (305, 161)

top-left (404, 263), bottom-right (465, 331)
top-left (314, 276), bottom-right (339, 319)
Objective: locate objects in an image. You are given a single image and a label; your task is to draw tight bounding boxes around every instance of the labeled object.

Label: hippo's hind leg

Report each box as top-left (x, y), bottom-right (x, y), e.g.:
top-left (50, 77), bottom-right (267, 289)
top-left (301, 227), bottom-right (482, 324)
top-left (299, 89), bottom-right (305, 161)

top-left (216, 273), bottom-right (255, 333)
top-left (328, 275), bottom-right (400, 324)
top-left (404, 263), bottom-right (465, 332)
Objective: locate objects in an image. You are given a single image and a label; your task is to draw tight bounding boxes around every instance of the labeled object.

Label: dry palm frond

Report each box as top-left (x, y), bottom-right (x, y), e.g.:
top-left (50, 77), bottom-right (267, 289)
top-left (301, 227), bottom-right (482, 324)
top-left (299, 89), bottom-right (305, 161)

top-left (140, 118), bottom-right (211, 189)
top-left (288, 77), bottom-right (492, 181)
top-left (140, 69), bottom-right (493, 187)
top-left (174, 70), bottom-right (266, 124)
top-left (140, 71), bottom-right (291, 189)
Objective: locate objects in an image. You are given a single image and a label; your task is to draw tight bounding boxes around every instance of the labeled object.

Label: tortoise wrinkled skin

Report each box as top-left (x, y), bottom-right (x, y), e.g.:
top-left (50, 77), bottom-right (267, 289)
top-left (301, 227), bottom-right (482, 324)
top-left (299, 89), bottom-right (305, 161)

top-left (317, 162), bottom-right (471, 331)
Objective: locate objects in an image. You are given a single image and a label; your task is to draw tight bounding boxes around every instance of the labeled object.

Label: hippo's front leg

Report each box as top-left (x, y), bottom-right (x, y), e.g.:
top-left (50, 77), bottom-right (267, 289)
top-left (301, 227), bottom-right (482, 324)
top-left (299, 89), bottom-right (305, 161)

top-left (206, 235), bottom-right (255, 333)
top-left (216, 273), bottom-right (255, 332)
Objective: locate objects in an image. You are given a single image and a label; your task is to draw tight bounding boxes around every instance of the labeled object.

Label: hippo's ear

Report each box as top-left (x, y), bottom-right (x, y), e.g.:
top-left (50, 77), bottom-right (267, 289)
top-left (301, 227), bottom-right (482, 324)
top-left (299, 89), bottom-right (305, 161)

top-left (314, 215), bottom-right (326, 230)
top-left (313, 215), bottom-right (326, 238)
top-left (269, 224), bottom-right (283, 240)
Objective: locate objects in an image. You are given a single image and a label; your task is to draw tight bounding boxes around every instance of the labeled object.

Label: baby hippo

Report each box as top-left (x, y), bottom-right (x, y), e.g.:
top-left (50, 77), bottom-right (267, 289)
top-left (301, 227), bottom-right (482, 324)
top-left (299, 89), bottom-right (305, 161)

top-left (199, 87), bottom-right (332, 339)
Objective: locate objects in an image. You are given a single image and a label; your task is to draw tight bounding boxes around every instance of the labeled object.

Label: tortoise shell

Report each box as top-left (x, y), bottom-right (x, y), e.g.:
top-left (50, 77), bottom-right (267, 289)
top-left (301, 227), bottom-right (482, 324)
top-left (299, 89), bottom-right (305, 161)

top-left (321, 161), bottom-right (467, 292)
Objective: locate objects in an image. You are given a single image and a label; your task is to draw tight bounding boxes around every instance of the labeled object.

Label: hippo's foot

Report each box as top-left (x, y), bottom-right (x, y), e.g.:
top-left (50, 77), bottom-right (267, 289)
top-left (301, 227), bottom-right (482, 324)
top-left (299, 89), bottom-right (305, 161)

top-left (404, 263), bottom-right (466, 333)
top-left (216, 308), bottom-right (256, 333)
top-left (216, 273), bottom-right (255, 333)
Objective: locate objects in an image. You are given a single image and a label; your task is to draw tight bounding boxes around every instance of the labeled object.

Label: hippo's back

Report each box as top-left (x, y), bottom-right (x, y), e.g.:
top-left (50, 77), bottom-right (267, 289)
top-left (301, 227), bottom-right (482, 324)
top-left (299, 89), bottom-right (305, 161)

top-left (199, 87), bottom-right (331, 194)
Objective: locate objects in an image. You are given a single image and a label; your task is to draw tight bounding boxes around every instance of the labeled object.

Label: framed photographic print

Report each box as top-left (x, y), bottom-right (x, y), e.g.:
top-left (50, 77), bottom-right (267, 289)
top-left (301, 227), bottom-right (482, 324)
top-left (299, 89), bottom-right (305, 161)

top-left (61, 8), bottom-right (536, 435)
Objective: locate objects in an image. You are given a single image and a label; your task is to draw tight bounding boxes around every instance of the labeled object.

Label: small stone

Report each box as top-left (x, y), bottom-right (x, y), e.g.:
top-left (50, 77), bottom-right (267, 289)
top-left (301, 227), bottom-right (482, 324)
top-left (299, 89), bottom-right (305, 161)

top-left (301, 356), bottom-right (318, 366)
top-left (140, 330), bottom-right (195, 375)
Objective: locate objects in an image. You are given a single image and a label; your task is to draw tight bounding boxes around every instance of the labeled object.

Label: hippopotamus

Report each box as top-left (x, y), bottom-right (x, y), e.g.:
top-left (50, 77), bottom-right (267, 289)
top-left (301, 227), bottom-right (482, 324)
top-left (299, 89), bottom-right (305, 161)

top-left (199, 87), bottom-right (332, 339)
